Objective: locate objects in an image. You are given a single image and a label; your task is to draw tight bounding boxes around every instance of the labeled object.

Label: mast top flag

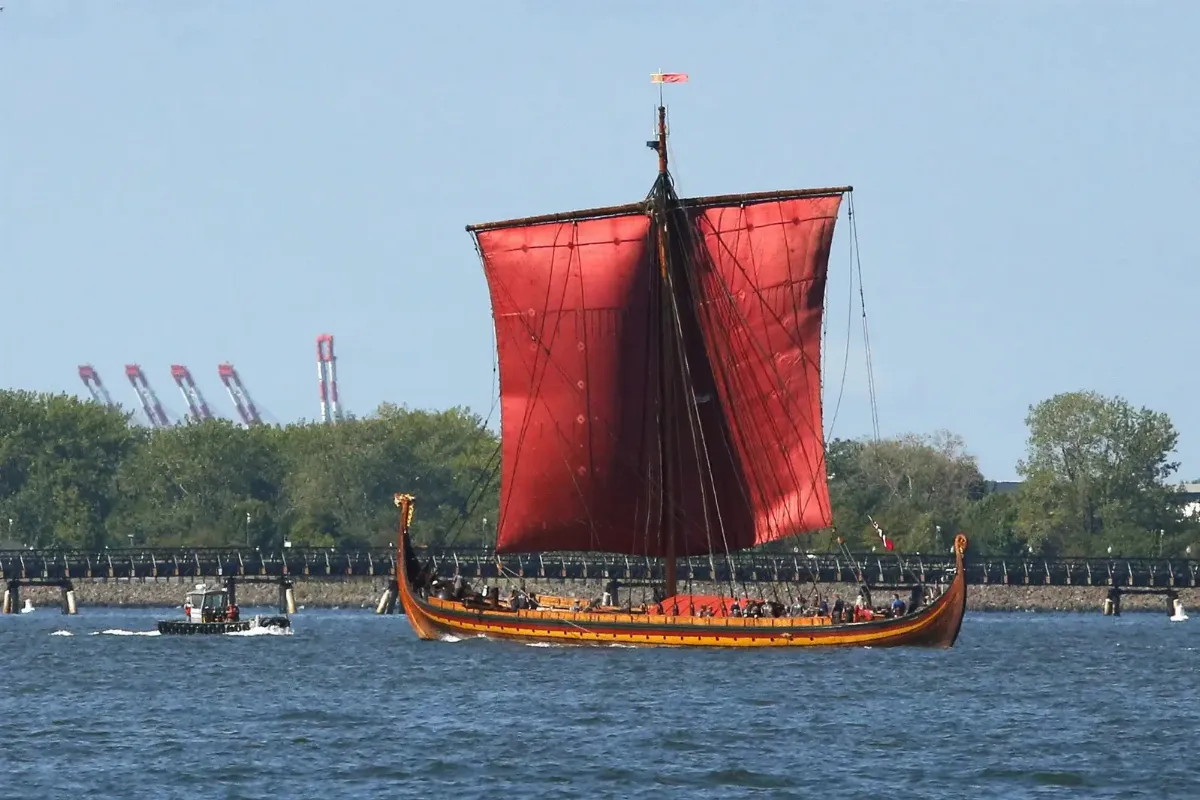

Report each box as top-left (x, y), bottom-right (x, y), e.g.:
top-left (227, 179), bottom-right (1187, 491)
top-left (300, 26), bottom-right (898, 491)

top-left (650, 72), bottom-right (687, 118)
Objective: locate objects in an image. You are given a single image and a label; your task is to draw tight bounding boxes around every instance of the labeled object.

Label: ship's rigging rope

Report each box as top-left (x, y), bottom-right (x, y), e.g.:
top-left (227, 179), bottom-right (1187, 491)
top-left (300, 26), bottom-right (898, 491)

top-left (656, 125), bottom-right (849, 597)
top-left (435, 281), bottom-right (503, 550)
top-left (850, 193), bottom-right (881, 442)
top-left (437, 443), bottom-right (500, 549)
top-left (846, 212), bottom-right (927, 587)
top-left (680, 215), bottom-right (834, 543)
top-left (843, 199), bottom-right (923, 585)
top-left (823, 201), bottom-right (859, 442)
top-left (464, 172), bottom-right (785, 598)
top-left (655, 175), bottom-right (740, 601)
top-left (461, 130), bottom-right (884, 603)
top-left (657, 131), bottom-right (776, 601)
top-left (687, 194), bottom-right (877, 592)
top-left (468, 225), bottom-right (718, 557)
top-left (664, 191), bottom-right (845, 600)
top-left (469, 144), bottom-right (828, 578)
top-left (820, 254), bottom-right (829, 413)
top-left (647, 130), bottom-right (797, 603)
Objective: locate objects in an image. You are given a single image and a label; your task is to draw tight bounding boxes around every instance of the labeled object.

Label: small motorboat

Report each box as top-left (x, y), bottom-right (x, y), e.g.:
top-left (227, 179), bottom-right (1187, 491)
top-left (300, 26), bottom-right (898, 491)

top-left (156, 583), bottom-right (290, 635)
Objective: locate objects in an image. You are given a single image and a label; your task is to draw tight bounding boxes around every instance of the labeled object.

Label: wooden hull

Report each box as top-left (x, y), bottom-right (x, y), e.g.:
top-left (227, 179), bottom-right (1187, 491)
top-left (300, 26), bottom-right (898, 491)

top-left (397, 525), bottom-right (968, 649)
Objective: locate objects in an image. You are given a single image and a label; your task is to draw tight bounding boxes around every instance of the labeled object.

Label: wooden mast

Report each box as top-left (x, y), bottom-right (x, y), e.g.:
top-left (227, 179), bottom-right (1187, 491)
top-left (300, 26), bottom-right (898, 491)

top-left (653, 105), bottom-right (677, 598)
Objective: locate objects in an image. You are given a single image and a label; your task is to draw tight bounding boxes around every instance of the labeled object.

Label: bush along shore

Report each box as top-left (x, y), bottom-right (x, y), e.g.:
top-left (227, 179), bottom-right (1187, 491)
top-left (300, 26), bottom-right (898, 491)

top-left (11, 577), bottom-right (1198, 615)
top-left (5, 388), bottom-right (1200, 562)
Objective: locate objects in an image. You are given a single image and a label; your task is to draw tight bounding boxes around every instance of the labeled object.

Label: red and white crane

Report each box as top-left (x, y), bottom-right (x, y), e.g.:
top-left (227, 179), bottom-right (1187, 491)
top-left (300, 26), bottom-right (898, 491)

top-left (316, 333), bottom-right (341, 424)
top-left (170, 364), bottom-right (213, 423)
top-left (125, 364), bottom-right (171, 428)
top-left (217, 363), bottom-right (262, 426)
top-left (78, 364), bottom-right (117, 408)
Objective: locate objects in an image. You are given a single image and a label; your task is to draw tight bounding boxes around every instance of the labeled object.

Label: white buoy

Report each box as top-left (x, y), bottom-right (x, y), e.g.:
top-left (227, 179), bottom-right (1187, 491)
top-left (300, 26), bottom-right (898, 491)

top-left (20, 598), bottom-right (34, 614)
top-left (375, 588), bottom-right (397, 615)
top-left (1170, 598), bottom-right (1188, 622)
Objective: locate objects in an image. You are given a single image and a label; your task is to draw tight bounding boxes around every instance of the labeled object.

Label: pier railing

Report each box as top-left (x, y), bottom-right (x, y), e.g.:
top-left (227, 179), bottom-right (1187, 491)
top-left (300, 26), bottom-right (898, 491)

top-left (1, 548), bottom-right (1197, 588)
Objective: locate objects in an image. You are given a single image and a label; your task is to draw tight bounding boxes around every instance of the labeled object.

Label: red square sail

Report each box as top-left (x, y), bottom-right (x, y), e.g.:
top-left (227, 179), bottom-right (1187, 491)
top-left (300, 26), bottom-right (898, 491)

top-left (689, 194), bottom-right (842, 546)
top-left (478, 213), bottom-right (663, 555)
top-left (475, 192), bottom-right (841, 556)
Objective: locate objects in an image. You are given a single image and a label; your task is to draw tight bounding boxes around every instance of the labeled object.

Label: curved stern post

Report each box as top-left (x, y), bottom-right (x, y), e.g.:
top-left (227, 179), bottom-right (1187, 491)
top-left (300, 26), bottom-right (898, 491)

top-left (393, 493), bottom-right (441, 640)
top-left (943, 533), bottom-right (970, 647)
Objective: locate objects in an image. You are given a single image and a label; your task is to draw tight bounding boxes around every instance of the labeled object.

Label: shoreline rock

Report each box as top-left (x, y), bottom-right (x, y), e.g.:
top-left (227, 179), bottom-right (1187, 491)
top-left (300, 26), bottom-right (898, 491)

top-left (9, 577), bottom-right (1197, 615)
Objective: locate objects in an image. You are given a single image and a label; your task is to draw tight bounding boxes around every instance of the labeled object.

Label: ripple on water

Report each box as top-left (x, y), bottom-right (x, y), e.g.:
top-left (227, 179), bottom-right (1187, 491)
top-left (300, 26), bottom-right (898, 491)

top-left (1, 610), bottom-right (1198, 798)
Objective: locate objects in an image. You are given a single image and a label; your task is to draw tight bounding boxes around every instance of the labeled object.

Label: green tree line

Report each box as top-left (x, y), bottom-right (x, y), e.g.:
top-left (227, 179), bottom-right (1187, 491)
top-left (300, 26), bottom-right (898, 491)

top-left (826, 391), bottom-right (1197, 558)
top-left (0, 388), bottom-right (1196, 556)
top-left (0, 392), bottom-right (497, 550)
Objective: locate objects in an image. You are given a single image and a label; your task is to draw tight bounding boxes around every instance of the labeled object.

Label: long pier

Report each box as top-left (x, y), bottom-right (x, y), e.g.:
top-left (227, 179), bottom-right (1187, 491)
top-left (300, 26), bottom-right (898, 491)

top-left (1, 547), bottom-right (1197, 588)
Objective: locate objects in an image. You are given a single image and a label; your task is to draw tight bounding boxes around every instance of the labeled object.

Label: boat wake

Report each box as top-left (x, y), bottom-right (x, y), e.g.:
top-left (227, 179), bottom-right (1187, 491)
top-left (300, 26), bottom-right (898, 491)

top-left (56, 626), bottom-right (291, 637)
top-left (225, 625), bottom-right (292, 636)
top-left (438, 633), bottom-right (487, 643)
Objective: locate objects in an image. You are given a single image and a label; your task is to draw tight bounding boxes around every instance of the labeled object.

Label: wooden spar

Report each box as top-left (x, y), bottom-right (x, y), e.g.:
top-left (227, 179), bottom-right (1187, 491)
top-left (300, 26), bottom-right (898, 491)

top-left (462, 187), bottom-right (852, 234)
top-left (654, 105), bottom-right (677, 599)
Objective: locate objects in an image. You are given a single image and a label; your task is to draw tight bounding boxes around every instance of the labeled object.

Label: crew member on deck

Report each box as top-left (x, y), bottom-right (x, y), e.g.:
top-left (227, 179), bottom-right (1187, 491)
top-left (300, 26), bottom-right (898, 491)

top-left (603, 579), bottom-right (621, 607)
top-left (909, 586), bottom-right (923, 612)
top-left (890, 594), bottom-right (907, 616)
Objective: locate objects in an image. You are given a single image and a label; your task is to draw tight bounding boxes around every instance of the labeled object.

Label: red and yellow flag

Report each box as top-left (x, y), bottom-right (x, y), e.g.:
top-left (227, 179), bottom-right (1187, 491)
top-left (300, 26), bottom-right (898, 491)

top-left (650, 72), bottom-right (688, 84)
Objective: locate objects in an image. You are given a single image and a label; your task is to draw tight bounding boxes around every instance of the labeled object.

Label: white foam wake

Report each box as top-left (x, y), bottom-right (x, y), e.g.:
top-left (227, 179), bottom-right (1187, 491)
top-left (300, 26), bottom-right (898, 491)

top-left (225, 625), bottom-right (292, 636)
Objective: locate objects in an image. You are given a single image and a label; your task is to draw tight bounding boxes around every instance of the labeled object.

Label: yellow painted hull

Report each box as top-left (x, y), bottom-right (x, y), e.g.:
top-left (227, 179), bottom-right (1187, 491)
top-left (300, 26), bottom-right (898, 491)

top-left (397, 528), bottom-right (969, 649)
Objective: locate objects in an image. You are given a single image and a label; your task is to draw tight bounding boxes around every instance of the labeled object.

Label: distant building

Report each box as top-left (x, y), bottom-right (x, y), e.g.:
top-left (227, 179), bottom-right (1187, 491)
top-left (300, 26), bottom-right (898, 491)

top-left (1179, 483), bottom-right (1200, 517)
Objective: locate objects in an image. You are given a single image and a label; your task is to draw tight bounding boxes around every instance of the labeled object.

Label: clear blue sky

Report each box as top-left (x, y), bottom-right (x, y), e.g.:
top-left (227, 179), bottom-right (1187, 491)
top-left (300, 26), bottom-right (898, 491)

top-left (2, 1), bottom-right (1197, 481)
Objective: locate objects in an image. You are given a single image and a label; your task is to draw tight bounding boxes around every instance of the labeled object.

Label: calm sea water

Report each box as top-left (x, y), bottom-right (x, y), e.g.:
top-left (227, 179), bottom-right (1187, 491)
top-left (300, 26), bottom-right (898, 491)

top-left (0, 607), bottom-right (1195, 799)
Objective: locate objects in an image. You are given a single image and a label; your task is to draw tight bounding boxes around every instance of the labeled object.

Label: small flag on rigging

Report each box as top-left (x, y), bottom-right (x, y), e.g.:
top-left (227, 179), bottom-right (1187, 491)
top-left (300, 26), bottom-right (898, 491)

top-left (651, 72), bottom-right (688, 83)
top-left (869, 516), bottom-right (895, 551)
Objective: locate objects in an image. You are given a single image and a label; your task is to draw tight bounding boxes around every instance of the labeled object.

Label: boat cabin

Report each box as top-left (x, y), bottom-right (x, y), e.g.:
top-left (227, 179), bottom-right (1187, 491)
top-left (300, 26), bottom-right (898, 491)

top-left (183, 583), bottom-right (235, 623)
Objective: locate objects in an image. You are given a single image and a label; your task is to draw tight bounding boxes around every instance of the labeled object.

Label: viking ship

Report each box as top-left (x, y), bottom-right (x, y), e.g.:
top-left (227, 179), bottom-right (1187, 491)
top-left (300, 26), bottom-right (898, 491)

top-left (395, 85), bottom-right (968, 648)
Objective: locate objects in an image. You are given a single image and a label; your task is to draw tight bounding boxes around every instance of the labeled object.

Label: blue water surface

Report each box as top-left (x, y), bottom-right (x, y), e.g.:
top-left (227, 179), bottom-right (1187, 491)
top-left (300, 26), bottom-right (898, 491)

top-left (1, 608), bottom-right (1196, 799)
